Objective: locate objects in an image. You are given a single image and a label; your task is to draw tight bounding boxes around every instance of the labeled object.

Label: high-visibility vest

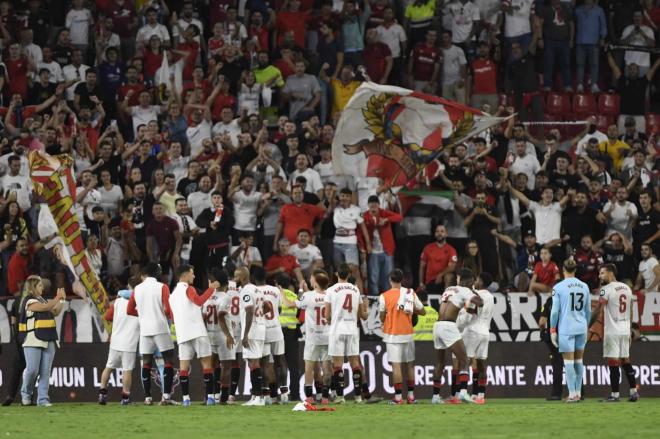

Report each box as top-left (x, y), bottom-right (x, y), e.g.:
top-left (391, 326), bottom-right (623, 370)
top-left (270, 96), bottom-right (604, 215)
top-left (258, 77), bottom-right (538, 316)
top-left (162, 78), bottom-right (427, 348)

top-left (279, 289), bottom-right (299, 329)
top-left (18, 295), bottom-right (58, 344)
top-left (413, 306), bottom-right (438, 341)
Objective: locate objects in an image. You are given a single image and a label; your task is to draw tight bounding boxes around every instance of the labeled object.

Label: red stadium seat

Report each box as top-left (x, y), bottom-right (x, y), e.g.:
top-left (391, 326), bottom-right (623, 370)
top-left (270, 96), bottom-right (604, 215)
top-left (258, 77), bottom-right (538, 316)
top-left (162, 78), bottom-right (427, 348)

top-left (598, 93), bottom-right (620, 116)
top-left (572, 94), bottom-right (597, 119)
top-left (646, 113), bottom-right (660, 135)
top-left (595, 114), bottom-right (614, 133)
top-left (545, 92), bottom-right (571, 117)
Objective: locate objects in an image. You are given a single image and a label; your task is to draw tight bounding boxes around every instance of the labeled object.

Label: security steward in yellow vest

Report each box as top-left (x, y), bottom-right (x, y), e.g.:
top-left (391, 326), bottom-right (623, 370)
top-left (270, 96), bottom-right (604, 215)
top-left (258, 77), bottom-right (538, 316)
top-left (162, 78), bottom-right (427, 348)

top-left (277, 273), bottom-right (301, 401)
top-left (413, 291), bottom-right (437, 341)
top-left (18, 280), bottom-right (65, 406)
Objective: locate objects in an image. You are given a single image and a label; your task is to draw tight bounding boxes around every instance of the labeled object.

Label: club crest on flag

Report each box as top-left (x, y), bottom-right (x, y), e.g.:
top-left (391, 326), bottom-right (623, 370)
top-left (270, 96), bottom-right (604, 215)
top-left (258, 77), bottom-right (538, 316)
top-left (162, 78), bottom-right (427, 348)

top-left (333, 83), bottom-right (507, 189)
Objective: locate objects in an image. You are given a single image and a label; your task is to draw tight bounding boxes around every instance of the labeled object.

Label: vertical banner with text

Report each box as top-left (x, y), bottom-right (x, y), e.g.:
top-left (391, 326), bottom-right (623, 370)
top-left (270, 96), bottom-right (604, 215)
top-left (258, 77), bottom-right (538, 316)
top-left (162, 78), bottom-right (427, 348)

top-left (29, 152), bottom-right (111, 333)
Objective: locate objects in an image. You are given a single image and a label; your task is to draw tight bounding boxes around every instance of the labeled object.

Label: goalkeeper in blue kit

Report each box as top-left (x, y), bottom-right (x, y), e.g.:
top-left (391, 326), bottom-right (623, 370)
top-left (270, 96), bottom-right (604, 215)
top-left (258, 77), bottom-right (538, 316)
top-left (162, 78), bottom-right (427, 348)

top-left (549, 259), bottom-right (591, 403)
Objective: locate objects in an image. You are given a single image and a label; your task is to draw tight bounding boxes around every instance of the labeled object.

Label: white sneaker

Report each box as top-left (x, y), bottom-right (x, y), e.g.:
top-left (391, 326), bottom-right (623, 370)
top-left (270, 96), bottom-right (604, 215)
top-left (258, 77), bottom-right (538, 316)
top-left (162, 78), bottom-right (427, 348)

top-left (252, 397), bottom-right (265, 406)
top-left (431, 395), bottom-right (444, 404)
top-left (214, 393), bottom-right (221, 403)
top-left (243, 396), bottom-right (257, 406)
top-left (576, 84), bottom-right (584, 93)
top-left (334, 396), bottom-right (345, 404)
top-left (227, 395), bottom-right (236, 405)
top-left (354, 395), bottom-right (364, 404)
top-left (264, 396), bottom-right (273, 406)
top-left (590, 84), bottom-right (601, 93)
top-left (280, 393), bottom-right (289, 404)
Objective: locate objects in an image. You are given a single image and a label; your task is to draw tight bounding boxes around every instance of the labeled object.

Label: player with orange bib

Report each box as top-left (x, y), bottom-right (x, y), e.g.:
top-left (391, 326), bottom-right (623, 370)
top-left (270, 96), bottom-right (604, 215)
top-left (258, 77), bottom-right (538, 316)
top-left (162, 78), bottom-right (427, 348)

top-left (378, 269), bottom-right (425, 405)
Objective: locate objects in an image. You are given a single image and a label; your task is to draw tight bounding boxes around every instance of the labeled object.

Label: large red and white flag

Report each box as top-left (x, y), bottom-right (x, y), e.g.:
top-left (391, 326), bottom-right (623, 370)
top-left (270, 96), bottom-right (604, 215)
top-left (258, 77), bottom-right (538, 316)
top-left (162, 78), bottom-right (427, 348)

top-left (332, 82), bottom-right (507, 189)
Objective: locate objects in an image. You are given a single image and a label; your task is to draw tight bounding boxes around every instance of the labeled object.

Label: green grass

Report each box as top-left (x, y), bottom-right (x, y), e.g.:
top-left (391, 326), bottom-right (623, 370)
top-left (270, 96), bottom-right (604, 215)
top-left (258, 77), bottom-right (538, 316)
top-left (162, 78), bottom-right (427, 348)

top-left (2, 399), bottom-right (658, 439)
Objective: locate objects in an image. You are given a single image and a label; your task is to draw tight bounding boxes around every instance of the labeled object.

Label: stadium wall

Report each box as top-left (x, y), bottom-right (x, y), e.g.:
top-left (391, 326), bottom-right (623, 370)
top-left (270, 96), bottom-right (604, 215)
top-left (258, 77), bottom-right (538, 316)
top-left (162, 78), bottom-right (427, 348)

top-left (1, 342), bottom-right (659, 401)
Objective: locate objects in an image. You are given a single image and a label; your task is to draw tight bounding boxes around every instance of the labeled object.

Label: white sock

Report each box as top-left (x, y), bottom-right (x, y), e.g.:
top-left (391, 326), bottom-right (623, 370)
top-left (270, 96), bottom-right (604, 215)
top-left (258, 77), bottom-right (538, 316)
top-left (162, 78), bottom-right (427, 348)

top-left (395, 393), bottom-right (402, 401)
top-left (183, 395), bottom-right (190, 401)
top-left (214, 393), bottom-right (221, 400)
top-left (163, 393), bottom-right (170, 400)
top-left (407, 391), bottom-right (414, 399)
top-left (478, 392), bottom-right (484, 398)
top-left (612, 392), bottom-right (620, 398)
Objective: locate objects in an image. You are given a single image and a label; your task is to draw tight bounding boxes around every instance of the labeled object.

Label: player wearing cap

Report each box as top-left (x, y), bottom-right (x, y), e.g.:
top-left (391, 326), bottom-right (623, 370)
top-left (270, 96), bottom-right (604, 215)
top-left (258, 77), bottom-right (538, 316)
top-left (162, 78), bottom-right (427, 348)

top-left (127, 263), bottom-right (177, 405)
top-left (431, 268), bottom-right (483, 404)
top-left (169, 265), bottom-right (218, 406)
top-left (461, 272), bottom-right (495, 404)
top-left (325, 263), bottom-right (369, 403)
top-left (590, 264), bottom-right (639, 402)
top-left (98, 277), bottom-right (140, 405)
top-left (549, 259), bottom-right (591, 403)
top-left (379, 269), bottom-right (425, 405)
top-left (236, 266), bottom-right (271, 406)
top-left (283, 269), bottom-right (332, 404)
top-left (203, 268), bottom-right (236, 404)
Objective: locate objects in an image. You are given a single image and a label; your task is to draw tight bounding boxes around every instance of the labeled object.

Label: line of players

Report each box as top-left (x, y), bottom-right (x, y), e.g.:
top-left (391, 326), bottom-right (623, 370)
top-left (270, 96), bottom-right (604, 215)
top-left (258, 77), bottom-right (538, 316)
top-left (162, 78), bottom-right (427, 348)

top-left (95, 258), bottom-right (638, 406)
top-left (95, 260), bottom-right (498, 406)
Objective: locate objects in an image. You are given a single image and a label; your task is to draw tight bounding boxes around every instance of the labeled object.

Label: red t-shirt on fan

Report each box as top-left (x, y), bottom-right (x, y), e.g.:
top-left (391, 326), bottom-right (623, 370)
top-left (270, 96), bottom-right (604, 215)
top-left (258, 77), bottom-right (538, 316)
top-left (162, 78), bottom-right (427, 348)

top-left (363, 42), bottom-right (392, 83)
top-left (420, 242), bottom-right (458, 284)
top-left (533, 261), bottom-right (559, 286)
top-left (411, 43), bottom-right (441, 82)
top-left (471, 59), bottom-right (497, 94)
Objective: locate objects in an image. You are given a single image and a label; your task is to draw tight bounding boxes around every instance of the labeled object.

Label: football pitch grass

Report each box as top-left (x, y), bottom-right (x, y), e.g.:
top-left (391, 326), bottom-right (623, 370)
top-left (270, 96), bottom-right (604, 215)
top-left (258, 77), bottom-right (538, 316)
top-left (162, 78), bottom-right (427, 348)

top-left (2, 398), bottom-right (658, 438)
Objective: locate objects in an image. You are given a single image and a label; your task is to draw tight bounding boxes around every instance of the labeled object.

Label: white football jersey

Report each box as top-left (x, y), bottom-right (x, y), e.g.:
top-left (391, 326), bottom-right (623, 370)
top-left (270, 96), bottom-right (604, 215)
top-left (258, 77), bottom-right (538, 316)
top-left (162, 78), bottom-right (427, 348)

top-left (239, 283), bottom-right (266, 341)
top-left (441, 286), bottom-right (476, 309)
top-left (227, 280), bottom-right (242, 338)
top-left (109, 297), bottom-right (140, 352)
top-left (464, 289), bottom-right (495, 336)
top-left (169, 282), bottom-right (210, 343)
top-left (324, 282), bottom-right (361, 336)
top-left (296, 290), bottom-right (329, 345)
top-left (599, 282), bottom-right (633, 336)
top-left (202, 288), bottom-right (230, 334)
top-left (259, 284), bottom-right (284, 342)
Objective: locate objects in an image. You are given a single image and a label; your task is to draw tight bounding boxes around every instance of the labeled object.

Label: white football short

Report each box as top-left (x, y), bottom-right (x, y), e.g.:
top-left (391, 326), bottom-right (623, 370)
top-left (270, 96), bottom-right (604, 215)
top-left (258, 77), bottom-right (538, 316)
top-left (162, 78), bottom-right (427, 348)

top-left (303, 343), bottom-right (330, 362)
top-left (209, 331), bottom-right (237, 361)
top-left (463, 329), bottom-right (490, 360)
top-left (603, 334), bottom-right (631, 359)
top-left (232, 324), bottom-right (243, 354)
top-left (386, 341), bottom-right (415, 363)
top-left (328, 333), bottom-right (360, 357)
top-left (433, 321), bottom-right (462, 350)
top-left (139, 333), bottom-right (174, 355)
top-left (242, 338), bottom-right (265, 360)
top-left (263, 339), bottom-right (285, 357)
top-left (178, 336), bottom-right (213, 361)
top-left (106, 349), bottom-right (136, 370)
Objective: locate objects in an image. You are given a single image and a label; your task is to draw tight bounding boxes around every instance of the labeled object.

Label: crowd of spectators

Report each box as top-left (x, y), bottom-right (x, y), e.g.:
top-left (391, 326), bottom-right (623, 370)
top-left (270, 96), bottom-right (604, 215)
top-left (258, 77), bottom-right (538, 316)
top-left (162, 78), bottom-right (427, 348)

top-left (0, 0), bottom-right (658, 301)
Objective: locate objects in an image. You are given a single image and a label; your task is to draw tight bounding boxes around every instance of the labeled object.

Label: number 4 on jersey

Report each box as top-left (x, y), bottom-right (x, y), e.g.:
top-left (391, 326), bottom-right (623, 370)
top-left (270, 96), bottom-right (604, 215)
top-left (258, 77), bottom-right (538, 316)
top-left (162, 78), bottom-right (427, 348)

top-left (342, 294), bottom-right (353, 313)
